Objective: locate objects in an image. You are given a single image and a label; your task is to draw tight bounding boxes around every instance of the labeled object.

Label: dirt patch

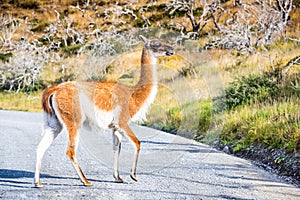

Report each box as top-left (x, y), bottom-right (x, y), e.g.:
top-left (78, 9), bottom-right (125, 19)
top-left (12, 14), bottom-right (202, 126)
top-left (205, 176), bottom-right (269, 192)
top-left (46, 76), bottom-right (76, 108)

top-left (214, 142), bottom-right (300, 187)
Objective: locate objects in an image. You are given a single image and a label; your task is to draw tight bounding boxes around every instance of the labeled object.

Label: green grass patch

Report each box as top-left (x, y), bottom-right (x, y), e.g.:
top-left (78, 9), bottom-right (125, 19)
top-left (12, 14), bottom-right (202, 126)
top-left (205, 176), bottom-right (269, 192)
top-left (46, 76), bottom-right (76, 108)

top-left (145, 99), bottom-right (213, 138)
top-left (207, 71), bottom-right (300, 154)
top-left (220, 100), bottom-right (300, 153)
top-left (0, 91), bottom-right (42, 112)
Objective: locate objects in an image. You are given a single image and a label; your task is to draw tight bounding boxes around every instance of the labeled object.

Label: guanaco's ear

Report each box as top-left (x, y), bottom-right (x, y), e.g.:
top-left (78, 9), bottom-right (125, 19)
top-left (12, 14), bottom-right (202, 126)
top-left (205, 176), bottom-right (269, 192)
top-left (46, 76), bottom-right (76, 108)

top-left (139, 35), bottom-right (148, 43)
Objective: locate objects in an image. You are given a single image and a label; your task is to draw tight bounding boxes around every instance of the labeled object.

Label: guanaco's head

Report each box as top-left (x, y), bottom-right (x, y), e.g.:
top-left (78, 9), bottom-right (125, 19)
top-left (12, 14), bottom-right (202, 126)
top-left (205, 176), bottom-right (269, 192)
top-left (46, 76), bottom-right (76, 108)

top-left (140, 35), bottom-right (174, 57)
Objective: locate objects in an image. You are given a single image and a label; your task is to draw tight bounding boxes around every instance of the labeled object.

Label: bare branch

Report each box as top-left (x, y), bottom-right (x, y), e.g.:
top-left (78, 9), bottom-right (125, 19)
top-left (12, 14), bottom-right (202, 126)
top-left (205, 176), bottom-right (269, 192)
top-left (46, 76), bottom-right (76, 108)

top-left (0, 14), bottom-right (21, 52)
top-left (282, 55), bottom-right (300, 74)
top-left (104, 3), bottom-right (137, 23)
top-left (167, 0), bottom-right (224, 40)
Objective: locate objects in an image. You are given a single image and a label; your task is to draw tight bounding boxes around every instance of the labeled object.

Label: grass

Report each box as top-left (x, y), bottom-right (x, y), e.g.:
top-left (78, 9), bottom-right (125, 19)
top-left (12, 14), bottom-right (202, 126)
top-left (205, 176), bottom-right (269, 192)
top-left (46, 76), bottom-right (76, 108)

top-left (0, 91), bottom-right (42, 112)
top-left (144, 79), bottom-right (214, 138)
top-left (144, 54), bottom-right (300, 154)
top-left (219, 99), bottom-right (300, 153)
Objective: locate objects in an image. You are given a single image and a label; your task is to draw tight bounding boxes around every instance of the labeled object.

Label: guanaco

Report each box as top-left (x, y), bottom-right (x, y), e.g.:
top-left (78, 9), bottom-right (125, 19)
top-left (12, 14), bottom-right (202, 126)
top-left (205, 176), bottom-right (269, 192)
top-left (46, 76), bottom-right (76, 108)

top-left (34, 35), bottom-right (174, 187)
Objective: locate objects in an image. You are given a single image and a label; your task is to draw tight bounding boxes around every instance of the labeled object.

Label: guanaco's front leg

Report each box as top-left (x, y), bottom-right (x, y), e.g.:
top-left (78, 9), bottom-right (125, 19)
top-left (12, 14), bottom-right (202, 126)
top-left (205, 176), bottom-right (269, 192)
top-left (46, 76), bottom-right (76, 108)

top-left (112, 130), bottom-right (123, 183)
top-left (119, 124), bottom-right (140, 182)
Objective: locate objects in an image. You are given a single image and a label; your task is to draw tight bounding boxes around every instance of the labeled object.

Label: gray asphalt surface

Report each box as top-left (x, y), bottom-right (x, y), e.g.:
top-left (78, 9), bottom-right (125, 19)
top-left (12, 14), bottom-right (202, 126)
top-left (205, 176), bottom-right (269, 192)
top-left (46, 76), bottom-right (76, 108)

top-left (0, 110), bottom-right (299, 199)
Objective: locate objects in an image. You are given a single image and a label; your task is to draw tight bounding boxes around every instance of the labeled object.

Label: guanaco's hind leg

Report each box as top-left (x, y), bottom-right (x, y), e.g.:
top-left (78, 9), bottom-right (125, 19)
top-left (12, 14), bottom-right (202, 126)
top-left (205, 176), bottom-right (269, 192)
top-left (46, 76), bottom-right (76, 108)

top-left (34, 121), bottom-right (62, 188)
top-left (66, 128), bottom-right (92, 186)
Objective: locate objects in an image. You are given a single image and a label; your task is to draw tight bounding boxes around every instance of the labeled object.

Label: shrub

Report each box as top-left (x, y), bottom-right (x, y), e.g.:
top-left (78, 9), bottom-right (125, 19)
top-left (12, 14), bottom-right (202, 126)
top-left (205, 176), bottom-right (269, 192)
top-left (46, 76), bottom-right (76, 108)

top-left (224, 74), bottom-right (278, 109)
top-left (0, 52), bottom-right (13, 62)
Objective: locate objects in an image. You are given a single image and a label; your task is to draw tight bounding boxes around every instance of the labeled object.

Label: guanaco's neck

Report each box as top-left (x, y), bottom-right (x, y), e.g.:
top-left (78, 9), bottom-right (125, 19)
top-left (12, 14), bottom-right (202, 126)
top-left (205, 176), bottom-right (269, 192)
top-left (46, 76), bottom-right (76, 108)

top-left (129, 46), bottom-right (159, 121)
top-left (136, 48), bottom-right (157, 87)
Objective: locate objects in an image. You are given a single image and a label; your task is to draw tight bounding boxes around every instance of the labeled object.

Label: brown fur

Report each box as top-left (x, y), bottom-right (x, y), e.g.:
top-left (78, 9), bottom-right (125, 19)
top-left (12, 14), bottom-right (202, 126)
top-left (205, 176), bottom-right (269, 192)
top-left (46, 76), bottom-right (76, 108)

top-left (129, 83), bottom-right (153, 117)
top-left (94, 82), bottom-right (117, 111)
top-left (42, 86), bottom-right (57, 117)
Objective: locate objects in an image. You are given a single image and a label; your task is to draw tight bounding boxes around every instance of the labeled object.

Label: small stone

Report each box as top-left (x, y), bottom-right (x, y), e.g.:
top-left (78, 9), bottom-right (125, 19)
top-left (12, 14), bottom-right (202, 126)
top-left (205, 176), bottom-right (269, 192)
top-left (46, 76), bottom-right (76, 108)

top-left (223, 146), bottom-right (231, 154)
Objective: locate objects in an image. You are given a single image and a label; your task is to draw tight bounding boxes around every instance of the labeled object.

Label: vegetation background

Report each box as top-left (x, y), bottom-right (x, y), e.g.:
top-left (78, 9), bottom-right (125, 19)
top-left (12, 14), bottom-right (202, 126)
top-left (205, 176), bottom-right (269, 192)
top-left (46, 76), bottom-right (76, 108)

top-left (0, 0), bottom-right (299, 185)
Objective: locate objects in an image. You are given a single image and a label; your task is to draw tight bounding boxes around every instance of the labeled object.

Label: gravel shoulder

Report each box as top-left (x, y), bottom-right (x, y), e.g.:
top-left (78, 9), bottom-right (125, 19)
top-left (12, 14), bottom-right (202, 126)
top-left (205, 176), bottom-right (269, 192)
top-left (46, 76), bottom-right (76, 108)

top-left (0, 110), bottom-right (299, 199)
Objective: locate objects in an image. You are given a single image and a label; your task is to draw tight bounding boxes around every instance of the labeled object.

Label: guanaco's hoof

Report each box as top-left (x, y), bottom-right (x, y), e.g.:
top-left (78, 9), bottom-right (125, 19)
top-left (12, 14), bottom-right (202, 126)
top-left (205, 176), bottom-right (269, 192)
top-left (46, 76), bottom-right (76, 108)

top-left (84, 181), bottom-right (93, 187)
top-left (114, 175), bottom-right (124, 183)
top-left (130, 174), bottom-right (138, 182)
top-left (34, 183), bottom-right (44, 188)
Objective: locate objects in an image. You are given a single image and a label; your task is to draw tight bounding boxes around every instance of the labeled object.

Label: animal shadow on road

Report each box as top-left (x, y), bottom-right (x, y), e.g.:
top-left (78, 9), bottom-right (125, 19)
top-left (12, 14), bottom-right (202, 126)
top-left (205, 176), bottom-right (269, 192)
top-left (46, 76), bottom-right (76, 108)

top-left (0, 169), bottom-right (74, 188)
top-left (0, 169), bottom-right (116, 188)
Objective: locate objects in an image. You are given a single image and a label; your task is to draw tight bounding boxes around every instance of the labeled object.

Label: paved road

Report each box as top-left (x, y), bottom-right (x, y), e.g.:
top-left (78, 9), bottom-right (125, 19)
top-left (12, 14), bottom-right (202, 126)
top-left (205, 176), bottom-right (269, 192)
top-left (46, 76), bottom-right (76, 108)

top-left (0, 110), bottom-right (299, 199)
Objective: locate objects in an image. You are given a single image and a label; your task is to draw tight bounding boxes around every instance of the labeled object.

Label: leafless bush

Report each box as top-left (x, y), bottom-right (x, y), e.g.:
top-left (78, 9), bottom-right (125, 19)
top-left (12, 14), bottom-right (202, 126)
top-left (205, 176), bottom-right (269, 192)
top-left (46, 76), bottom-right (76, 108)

top-left (0, 40), bottom-right (48, 92)
top-left (0, 14), bottom-right (21, 54)
top-left (167, 0), bottom-right (224, 40)
top-left (42, 10), bottom-right (86, 53)
top-left (0, 14), bottom-right (60, 92)
top-left (206, 0), bottom-right (293, 54)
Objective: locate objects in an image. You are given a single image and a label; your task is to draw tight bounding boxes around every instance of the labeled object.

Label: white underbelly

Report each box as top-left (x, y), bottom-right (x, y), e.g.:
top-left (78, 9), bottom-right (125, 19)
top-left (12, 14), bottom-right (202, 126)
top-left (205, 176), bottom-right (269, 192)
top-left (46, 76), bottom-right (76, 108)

top-left (94, 108), bottom-right (114, 128)
top-left (79, 94), bottom-right (114, 129)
